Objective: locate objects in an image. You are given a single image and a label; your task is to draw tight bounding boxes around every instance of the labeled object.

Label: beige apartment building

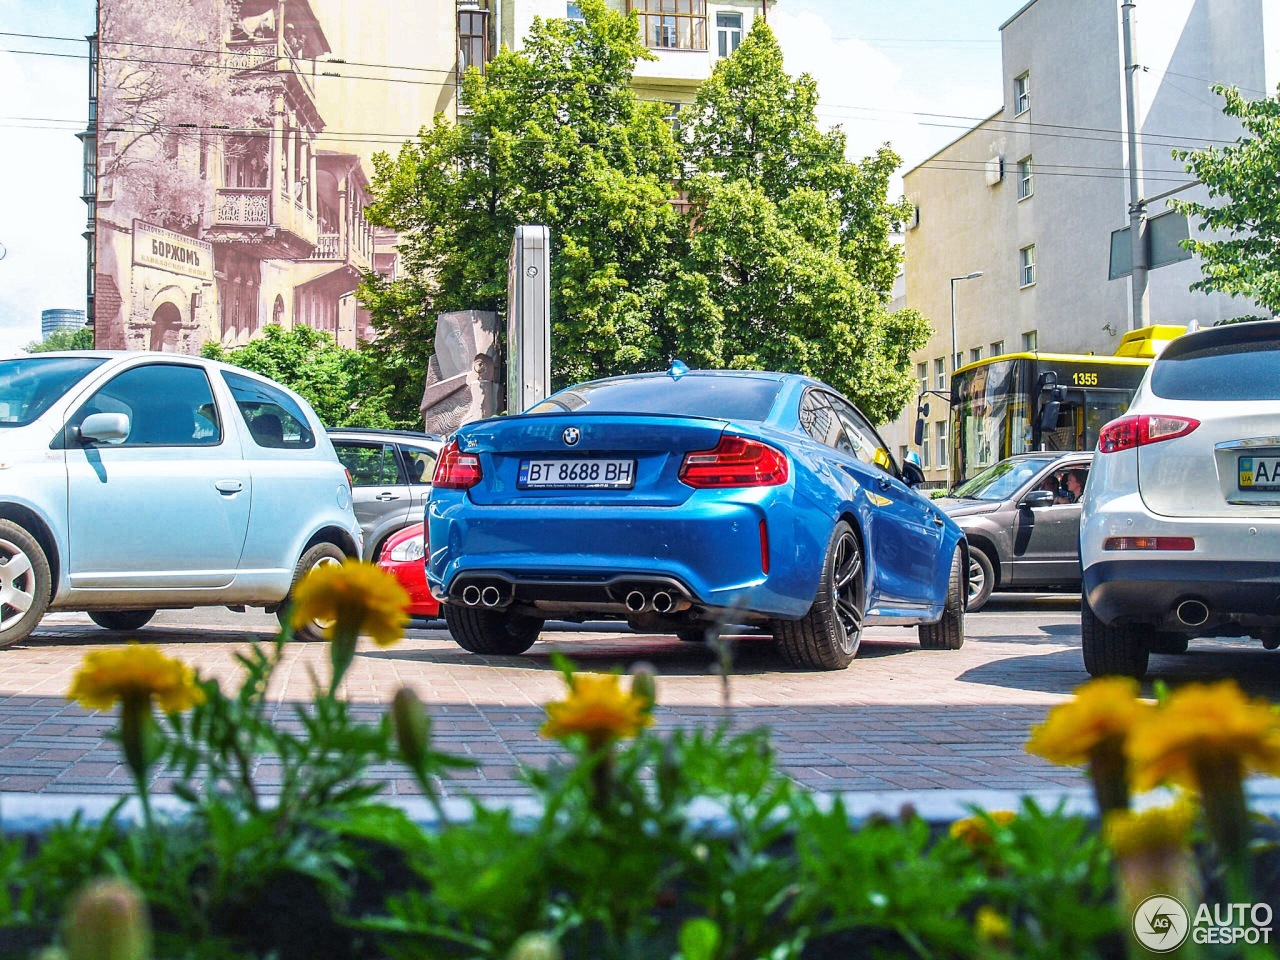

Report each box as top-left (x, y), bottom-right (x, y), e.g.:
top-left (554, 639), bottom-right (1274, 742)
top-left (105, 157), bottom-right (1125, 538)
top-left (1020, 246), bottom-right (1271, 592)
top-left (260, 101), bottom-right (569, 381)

top-left (84, 0), bottom-right (775, 352)
top-left (882, 0), bottom-right (1277, 485)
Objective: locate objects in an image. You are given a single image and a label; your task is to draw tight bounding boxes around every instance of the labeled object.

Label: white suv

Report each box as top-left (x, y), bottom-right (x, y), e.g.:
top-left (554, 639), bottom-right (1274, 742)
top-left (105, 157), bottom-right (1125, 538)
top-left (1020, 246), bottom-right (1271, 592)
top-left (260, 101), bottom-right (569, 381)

top-left (0, 352), bottom-right (363, 647)
top-left (1080, 320), bottom-right (1280, 678)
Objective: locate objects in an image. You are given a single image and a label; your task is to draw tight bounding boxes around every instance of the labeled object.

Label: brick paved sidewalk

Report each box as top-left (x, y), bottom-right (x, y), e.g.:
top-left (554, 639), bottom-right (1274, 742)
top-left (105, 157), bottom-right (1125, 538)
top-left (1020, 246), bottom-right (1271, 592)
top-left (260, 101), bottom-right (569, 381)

top-left (4, 607), bottom-right (1278, 800)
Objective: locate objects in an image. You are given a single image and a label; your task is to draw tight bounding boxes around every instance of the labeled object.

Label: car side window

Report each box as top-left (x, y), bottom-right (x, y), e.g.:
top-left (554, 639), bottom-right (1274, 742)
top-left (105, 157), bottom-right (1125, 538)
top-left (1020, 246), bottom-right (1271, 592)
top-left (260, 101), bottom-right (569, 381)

top-left (798, 389), bottom-right (853, 453)
top-left (335, 442), bottom-right (403, 486)
top-left (222, 371), bottom-right (315, 449)
top-left (401, 447), bottom-right (437, 485)
top-left (828, 394), bottom-right (897, 476)
top-left (71, 363), bottom-right (221, 447)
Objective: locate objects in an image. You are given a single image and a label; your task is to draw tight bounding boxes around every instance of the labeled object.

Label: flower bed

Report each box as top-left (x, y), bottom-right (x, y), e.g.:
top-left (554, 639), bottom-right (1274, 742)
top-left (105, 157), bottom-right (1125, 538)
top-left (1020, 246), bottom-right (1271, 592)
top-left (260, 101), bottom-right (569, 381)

top-left (5, 561), bottom-right (1279, 960)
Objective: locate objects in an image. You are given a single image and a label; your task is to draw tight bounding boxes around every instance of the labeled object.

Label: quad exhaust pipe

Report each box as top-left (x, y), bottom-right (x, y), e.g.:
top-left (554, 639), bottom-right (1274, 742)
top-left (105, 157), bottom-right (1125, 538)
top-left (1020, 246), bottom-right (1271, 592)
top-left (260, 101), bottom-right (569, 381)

top-left (462, 584), bottom-right (482, 607)
top-left (481, 585), bottom-right (501, 607)
top-left (624, 588), bottom-right (680, 614)
top-left (1175, 599), bottom-right (1210, 627)
top-left (456, 581), bottom-right (511, 608)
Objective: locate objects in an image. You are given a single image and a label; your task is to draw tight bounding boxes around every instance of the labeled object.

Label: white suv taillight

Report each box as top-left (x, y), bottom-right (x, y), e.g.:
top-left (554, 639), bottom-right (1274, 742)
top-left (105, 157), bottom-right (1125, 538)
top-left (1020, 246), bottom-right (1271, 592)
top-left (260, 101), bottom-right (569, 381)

top-left (1097, 414), bottom-right (1200, 454)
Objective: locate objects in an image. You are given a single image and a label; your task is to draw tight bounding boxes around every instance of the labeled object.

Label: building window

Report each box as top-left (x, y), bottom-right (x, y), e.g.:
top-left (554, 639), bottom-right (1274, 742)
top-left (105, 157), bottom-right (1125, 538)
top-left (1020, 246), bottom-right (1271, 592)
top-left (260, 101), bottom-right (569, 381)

top-left (934, 357), bottom-right (946, 391)
top-left (898, 444), bottom-right (908, 466)
top-left (970, 347), bottom-right (982, 364)
top-left (954, 352), bottom-right (963, 372)
top-left (631, 0), bottom-right (707, 51)
top-left (1017, 156), bottom-right (1033, 200)
top-left (936, 421), bottom-right (948, 469)
top-left (1019, 244), bottom-right (1036, 287)
top-left (1014, 72), bottom-right (1029, 115)
top-left (458, 9), bottom-right (489, 76)
top-left (566, 2), bottom-right (584, 19)
top-left (920, 422), bottom-right (931, 469)
top-left (716, 11), bottom-right (742, 57)
top-left (1022, 330), bottom-right (1038, 351)
top-left (990, 339), bottom-right (1004, 356)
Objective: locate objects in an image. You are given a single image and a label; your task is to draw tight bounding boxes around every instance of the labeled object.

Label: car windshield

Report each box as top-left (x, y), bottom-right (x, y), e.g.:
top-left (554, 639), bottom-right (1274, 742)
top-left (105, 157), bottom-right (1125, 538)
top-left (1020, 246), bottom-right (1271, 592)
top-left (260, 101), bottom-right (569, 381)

top-left (527, 373), bottom-right (783, 422)
top-left (1149, 327), bottom-right (1280, 400)
top-left (0, 356), bottom-right (107, 427)
top-left (950, 456), bottom-right (1057, 501)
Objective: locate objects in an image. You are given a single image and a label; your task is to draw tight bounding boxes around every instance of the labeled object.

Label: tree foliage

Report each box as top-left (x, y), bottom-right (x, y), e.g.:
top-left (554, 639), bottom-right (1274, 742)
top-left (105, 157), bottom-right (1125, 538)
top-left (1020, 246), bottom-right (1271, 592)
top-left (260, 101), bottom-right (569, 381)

top-left (201, 325), bottom-right (404, 428)
top-left (24, 327), bottom-right (95, 353)
top-left (1170, 84), bottom-right (1280, 314)
top-left (361, 2), bottom-right (928, 423)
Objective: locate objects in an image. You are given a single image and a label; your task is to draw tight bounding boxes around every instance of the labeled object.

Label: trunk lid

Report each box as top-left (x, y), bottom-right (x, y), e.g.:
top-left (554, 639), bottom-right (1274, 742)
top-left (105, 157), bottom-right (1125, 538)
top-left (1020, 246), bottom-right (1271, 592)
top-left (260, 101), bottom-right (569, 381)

top-left (460, 413), bottom-right (730, 507)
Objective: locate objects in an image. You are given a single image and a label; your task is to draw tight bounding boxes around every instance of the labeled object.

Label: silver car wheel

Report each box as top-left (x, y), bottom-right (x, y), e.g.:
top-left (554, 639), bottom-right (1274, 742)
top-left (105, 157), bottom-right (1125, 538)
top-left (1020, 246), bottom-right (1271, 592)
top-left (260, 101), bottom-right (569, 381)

top-left (0, 536), bottom-right (37, 631)
top-left (967, 554), bottom-right (986, 604)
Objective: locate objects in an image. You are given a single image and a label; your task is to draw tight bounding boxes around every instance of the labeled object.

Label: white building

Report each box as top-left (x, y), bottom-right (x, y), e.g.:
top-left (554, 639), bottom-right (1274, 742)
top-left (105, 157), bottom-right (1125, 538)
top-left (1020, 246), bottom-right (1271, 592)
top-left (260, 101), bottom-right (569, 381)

top-left (883, 0), bottom-right (1278, 484)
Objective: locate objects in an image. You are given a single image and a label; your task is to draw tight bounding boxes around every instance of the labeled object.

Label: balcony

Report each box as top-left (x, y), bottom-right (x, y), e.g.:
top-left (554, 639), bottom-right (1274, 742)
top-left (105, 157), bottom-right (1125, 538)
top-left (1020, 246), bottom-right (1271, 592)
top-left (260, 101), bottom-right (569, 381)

top-left (210, 187), bottom-right (317, 258)
top-left (631, 46), bottom-right (711, 89)
top-left (305, 231), bottom-right (371, 272)
top-left (225, 38), bottom-right (316, 100)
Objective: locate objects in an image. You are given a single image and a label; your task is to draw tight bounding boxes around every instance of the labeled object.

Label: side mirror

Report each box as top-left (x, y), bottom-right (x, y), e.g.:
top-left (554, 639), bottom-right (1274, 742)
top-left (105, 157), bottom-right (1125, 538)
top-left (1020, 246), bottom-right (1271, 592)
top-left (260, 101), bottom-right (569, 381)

top-left (901, 451), bottom-right (925, 488)
top-left (913, 417), bottom-right (925, 446)
top-left (1039, 399), bottom-right (1061, 432)
top-left (77, 412), bottom-right (130, 445)
top-left (1020, 490), bottom-right (1055, 509)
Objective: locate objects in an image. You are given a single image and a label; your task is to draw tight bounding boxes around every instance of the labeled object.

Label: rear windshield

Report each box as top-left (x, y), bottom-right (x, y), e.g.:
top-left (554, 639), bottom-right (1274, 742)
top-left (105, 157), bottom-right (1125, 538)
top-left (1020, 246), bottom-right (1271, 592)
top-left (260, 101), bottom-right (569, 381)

top-left (528, 374), bottom-right (783, 422)
top-left (1150, 329), bottom-right (1280, 400)
top-left (0, 356), bottom-right (106, 427)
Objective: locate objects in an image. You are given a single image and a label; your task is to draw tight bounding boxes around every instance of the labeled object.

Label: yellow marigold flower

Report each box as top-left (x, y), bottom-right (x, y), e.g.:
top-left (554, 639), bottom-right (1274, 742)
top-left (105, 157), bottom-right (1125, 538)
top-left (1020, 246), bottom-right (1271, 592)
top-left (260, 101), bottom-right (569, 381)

top-left (1128, 680), bottom-right (1280, 791)
top-left (974, 904), bottom-right (1012, 946)
top-left (1026, 677), bottom-right (1150, 766)
top-left (1104, 802), bottom-right (1197, 857)
top-left (290, 558), bottom-right (410, 647)
top-left (68, 644), bottom-right (205, 713)
top-left (540, 672), bottom-right (654, 750)
top-left (949, 810), bottom-right (1017, 848)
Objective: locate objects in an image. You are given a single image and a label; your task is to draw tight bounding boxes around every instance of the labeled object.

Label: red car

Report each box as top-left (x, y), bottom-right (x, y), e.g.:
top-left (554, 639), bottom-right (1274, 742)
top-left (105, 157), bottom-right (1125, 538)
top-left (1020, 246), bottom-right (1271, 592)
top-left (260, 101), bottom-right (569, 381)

top-left (377, 523), bottom-right (440, 619)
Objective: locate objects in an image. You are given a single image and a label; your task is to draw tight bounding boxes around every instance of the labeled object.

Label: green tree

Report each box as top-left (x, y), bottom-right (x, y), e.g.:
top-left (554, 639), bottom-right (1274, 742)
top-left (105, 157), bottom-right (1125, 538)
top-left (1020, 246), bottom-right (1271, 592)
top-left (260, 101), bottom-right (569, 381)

top-left (202, 325), bottom-right (404, 428)
top-left (672, 22), bottom-right (929, 423)
top-left (24, 327), bottom-right (94, 353)
top-left (1170, 84), bottom-right (1280, 314)
top-left (361, 0), bottom-right (685, 410)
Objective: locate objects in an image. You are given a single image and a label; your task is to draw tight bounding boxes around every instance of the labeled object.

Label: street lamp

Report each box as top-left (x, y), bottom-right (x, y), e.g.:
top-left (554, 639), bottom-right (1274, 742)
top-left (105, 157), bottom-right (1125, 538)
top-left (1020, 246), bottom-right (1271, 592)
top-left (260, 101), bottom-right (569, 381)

top-left (950, 271), bottom-right (984, 376)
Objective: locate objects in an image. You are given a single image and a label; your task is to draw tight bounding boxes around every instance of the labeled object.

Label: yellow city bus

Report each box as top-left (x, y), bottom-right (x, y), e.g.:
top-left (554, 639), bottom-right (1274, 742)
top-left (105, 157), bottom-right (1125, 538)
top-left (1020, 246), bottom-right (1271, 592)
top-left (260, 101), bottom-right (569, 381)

top-left (945, 325), bottom-right (1184, 487)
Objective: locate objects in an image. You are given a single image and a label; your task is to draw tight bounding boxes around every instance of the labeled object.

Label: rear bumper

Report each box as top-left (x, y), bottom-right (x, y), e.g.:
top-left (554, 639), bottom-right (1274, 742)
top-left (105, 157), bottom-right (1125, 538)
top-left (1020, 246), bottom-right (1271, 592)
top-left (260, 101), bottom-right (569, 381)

top-left (1083, 559), bottom-right (1280, 625)
top-left (426, 491), bottom-right (819, 619)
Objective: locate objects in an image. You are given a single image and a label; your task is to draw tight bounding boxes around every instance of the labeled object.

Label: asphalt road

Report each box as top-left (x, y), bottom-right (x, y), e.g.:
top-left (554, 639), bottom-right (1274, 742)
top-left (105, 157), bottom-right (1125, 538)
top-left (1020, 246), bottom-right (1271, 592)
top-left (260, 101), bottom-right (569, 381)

top-left (6, 595), bottom-right (1279, 800)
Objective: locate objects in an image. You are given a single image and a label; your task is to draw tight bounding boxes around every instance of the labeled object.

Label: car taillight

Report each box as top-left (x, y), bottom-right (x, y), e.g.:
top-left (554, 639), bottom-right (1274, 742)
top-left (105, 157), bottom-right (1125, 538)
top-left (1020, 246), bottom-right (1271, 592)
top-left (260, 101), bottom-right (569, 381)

top-left (1097, 415), bottom-right (1200, 453)
top-left (1103, 536), bottom-right (1195, 551)
top-left (432, 439), bottom-right (483, 489)
top-left (679, 436), bottom-right (789, 488)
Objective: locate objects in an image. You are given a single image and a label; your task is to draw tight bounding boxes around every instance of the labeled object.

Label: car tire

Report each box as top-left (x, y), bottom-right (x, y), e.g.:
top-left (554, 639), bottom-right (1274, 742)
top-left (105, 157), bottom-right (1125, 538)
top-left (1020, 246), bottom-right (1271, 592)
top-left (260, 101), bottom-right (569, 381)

top-left (966, 547), bottom-right (996, 613)
top-left (919, 547), bottom-right (965, 650)
top-left (1148, 632), bottom-right (1190, 655)
top-left (0, 520), bottom-right (52, 650)
top-left (88, 610), bottom-right (157, 632)
top-left (277, 542), bottom-right (347, 642)
top-left (1081, 593), bottom-right (1150, 678)
top-left (773, 520), bottom-right (864, 671)
top-left (444, 604), bottom-right (543, 655)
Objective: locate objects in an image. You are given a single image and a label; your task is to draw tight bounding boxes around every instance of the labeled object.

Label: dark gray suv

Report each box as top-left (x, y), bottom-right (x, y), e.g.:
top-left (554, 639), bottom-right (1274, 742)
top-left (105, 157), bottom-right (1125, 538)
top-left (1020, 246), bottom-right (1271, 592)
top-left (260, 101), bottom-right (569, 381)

top-left (935, 452), bottom-right (1093, 611)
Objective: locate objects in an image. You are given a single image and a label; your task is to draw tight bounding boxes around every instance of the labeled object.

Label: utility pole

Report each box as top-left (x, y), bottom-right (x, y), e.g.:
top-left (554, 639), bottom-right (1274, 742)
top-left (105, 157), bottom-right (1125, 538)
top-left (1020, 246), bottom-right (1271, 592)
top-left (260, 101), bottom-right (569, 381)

top-left (1121, 1), bottom-right (1149, 331)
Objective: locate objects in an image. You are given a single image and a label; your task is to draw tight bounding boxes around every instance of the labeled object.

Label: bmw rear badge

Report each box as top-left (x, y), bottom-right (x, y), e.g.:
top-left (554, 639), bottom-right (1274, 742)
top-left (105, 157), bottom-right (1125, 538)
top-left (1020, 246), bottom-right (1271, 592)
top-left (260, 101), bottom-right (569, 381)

top-left (562, 427), bottom-right (581, 446)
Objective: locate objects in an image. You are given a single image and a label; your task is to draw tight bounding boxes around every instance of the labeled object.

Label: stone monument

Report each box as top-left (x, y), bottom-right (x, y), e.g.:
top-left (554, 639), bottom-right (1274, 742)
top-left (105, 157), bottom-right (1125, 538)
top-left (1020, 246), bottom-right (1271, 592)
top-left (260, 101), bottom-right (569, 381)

top-left (419, 310), bottom-right (501, 434)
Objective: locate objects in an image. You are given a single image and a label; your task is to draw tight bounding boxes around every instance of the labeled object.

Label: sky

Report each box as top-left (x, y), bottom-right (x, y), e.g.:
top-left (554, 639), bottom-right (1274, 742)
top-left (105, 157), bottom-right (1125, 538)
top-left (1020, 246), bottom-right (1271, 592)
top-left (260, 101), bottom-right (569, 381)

top-left (0, 0), bottom-right (1030, 354)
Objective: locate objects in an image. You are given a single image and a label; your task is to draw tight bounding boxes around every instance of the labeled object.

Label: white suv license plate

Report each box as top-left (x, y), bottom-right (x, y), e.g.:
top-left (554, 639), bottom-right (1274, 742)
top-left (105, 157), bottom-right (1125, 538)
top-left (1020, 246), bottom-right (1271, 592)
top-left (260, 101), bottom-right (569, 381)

top-left (1238, 455), bottom-right (1280, 491)
top-left (519, 458), bottom-right (636, 489)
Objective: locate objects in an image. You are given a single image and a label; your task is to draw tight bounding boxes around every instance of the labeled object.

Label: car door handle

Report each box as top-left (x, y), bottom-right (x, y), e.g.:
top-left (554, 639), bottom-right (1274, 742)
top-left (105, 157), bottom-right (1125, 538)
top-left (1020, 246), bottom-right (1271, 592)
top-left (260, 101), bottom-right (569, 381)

top-left (215, 480), bottom-right (243, 494)
top-left (929, 511), bottom-right (945, 527)
top-left (374, 492), bottom-right (400, 501)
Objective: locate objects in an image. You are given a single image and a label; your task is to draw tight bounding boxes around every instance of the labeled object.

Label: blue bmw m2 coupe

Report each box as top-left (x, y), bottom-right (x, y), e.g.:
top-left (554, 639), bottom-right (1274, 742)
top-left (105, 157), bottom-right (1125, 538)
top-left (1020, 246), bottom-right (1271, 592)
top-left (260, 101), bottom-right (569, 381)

top-left (427, 364), bottom-right (967, 670)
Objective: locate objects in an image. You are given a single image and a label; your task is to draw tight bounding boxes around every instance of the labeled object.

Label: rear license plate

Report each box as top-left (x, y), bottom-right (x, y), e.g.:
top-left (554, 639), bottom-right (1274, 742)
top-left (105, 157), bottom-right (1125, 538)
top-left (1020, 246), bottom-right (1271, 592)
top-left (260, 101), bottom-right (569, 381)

top-left (518, 458), bottom-right (636, 489)
top-left (1238, 456), bottom-right (1280, 491)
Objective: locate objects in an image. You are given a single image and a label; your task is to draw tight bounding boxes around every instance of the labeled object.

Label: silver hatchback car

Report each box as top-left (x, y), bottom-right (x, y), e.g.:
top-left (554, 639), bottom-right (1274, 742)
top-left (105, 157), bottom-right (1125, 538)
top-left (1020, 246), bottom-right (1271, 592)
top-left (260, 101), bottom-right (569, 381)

top-left (0, 352), bottom-right (363, 647)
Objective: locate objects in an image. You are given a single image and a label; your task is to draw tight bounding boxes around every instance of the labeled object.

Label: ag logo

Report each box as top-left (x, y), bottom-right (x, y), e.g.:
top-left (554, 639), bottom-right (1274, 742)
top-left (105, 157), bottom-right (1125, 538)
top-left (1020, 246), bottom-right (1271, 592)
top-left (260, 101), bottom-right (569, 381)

top-left (1133, 895), bottom-right (1189, 952)
top-left (562, 427), bottom-right (580, 446)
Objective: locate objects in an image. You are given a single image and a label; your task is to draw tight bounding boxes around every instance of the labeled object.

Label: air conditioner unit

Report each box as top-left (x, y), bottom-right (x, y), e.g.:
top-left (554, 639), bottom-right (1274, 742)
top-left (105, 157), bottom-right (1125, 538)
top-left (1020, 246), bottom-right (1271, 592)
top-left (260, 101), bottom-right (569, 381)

top-left (905, 203), bottom-right (920, 231)
top-left (985, 155), bottom-right (1004, 186)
